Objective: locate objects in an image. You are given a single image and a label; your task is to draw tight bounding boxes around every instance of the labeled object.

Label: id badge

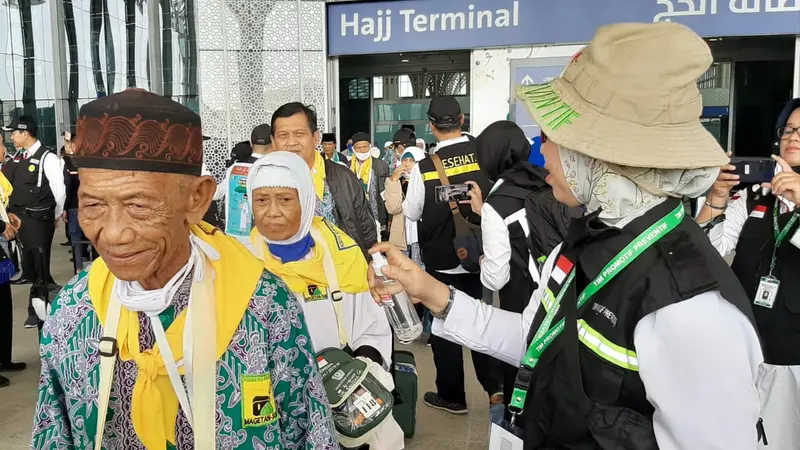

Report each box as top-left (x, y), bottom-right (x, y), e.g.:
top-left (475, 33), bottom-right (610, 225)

top-left (754, 276), bottom-right (780, 309)
top-left (791, 227), bottom-right (800, 250)
top-left (489, 421), bottom-right (524, 450)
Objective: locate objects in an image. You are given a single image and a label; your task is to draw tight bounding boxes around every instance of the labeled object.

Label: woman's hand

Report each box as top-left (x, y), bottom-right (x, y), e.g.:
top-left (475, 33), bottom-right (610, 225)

top-left (462, 181), bottom-right (483, 216)
top-left (707, 152), bottom-right (738, 207)
top-left (368, 243), bottom-right (450, 314)
top-left (391, 168), bottom-right (406, 182)
top-left (764, 155), bottom-right (800, 206)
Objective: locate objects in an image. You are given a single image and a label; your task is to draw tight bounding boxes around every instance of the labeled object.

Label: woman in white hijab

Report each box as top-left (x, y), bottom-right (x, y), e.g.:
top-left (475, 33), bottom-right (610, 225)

top-left (247, 151), bottom-right (402, 449)
top-left (367, 22), bottom-right (762, 450)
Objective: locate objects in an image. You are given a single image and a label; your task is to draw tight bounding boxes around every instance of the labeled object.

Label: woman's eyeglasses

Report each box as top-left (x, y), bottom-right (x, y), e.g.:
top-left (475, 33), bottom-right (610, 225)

top-left (777, 126), bottom-right (800, 140)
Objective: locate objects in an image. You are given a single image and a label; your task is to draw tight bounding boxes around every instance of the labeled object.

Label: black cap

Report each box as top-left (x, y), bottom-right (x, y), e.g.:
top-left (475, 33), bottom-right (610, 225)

top-left (232, 141), bottom-right (253, 161)
top-left (351, 132), bottom-right (370, 144)
top-left (322, 133), bottom-right (336, 143)
top-left (392, 128), bottom-right (416, 147)
top-left (427, 96), bottom-right (462, 126)
top-left (250, 124), bottom-right (272, 146)
top-left (400, 124), bottom-right (416, 132)
top-left (2, 116), bottom-right (37, 134)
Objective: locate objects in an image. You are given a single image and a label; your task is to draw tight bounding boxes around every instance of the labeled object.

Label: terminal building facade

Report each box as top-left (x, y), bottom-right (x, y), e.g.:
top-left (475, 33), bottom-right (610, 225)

top-left (1, 0), bottom-right (799, 179)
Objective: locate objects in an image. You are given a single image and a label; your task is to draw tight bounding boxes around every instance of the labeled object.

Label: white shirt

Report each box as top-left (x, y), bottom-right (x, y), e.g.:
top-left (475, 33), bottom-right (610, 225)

top-left (707, 186), bottom-right (795, 258)
top-left (294, 290), bottom-right (393, 367)
top-left (22, 141), bottom-right (66, 217)
top-left (433, 243), bottom-right (763, 450)
top-left (403, 135), bottom-right (470, 274)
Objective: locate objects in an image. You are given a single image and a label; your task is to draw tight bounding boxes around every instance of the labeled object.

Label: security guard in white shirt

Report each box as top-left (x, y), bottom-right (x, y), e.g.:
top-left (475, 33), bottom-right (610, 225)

top-left (2, 116), bottom-right (66, 328)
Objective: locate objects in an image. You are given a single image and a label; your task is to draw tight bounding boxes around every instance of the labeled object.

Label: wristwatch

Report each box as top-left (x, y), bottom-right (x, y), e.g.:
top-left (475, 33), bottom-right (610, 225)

top-left (433, 285), bottom-right (456, 321)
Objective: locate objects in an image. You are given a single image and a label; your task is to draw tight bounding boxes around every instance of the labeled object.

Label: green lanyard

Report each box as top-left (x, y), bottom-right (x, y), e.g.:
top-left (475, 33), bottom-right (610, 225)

top-left (769, 199), bottom-right (799, 275)
top-left (508, 202), bottom-right (685, 417)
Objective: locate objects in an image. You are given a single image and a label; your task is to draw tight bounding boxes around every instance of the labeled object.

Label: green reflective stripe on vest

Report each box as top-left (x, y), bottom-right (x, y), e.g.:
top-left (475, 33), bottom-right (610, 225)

top-left (509, 202), bottom-right (685, 413)
top-left (576, 319), bottom-right (639, 371)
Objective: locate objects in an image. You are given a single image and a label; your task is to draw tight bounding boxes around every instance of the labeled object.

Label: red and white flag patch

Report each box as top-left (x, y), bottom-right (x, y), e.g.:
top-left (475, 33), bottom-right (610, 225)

top-left (750, 205), bottom-right (767, 219)
top-left (551, 256), bottom-right (574, 285)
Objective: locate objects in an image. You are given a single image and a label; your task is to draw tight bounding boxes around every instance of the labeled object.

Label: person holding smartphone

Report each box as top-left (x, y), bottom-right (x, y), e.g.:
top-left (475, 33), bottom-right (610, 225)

top-left (697, 97), bottom-right (800, 449)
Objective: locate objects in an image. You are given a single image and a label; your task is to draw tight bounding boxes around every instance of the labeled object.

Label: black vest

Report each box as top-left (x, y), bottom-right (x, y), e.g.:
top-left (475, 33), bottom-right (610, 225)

top-left (6, 144), bottom-right (56, 211)
top-left (731, 191), bottom-right (800, 366)
top-left (417, 140), bottom-right (491, 270)
top-left (486, 184), bottom-right (537, 314)
top-left (521, 199), bottom-right (755, 449)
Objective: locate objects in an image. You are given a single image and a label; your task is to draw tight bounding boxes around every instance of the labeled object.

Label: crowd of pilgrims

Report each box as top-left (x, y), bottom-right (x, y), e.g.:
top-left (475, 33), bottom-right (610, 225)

top-left (0, 20), bottom-right (796, 450)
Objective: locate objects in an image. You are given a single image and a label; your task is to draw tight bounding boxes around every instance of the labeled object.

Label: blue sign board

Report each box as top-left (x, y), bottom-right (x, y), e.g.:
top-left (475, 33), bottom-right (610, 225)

top-left (327, 0), bottom-right (800, 56)
top-left (510, 57), bottom-right (571, 140)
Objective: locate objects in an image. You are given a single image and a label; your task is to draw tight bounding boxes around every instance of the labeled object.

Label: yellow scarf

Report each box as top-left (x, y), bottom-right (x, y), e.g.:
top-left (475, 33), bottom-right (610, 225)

top-left (350, 155), bottom-right (373, 191)
top-left (88, 222), bottom-right (264, 450)
top-left (312, 151), bottom-right (326, 200)
top-left (251, 217), bottom-right (368, 295)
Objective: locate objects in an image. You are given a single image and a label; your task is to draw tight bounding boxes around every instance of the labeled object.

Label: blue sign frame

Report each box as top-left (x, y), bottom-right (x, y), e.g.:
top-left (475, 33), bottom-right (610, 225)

top-left (327, 0), bottom-right (800, 56)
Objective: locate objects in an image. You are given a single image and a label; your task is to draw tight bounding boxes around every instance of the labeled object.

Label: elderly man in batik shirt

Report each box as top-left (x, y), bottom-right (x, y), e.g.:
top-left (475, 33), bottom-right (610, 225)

top-left (31, 89), bottom-right (338, 450)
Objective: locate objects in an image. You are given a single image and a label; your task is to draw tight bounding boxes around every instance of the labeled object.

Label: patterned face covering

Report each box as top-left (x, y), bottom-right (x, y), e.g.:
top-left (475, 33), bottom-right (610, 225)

top-left (558, 145), bottom-right (719, 227)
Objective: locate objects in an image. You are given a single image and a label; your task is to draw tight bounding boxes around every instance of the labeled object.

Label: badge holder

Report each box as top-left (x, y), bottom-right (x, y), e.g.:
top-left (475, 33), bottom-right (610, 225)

top-left (754, 276), bottom-right (779, 309)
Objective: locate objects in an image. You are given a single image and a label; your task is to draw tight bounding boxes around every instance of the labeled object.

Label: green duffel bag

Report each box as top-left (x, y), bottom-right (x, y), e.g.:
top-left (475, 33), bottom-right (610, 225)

top-left (391, 350), bottom-right (418, 438)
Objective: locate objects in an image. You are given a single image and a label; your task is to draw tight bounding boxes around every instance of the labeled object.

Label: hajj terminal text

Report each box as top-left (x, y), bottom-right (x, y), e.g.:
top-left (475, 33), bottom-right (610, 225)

top-left (339, 2), bottom-right (521, 43)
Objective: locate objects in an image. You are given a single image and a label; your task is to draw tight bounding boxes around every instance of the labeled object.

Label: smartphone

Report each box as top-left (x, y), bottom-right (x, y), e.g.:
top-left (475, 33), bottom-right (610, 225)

top-left (435, 184), bottom-right (471, 204)
top-left (730, 157), bottom-right (776, 184)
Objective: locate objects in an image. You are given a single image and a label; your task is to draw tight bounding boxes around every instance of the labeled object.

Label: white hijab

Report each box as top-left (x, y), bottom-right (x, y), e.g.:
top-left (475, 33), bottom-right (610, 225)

top-left (246, 151), bottom-right (316, 245)
top-left (558, 146), bottom-right (719, 228)
top-left (401, 146), bottom-right (426, 163)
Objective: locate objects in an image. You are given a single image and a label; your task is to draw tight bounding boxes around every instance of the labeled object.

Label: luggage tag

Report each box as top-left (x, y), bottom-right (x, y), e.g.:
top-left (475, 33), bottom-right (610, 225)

top-left (754, 276), bottom-right (780, 309)
top-left (489, 420), bottom-right (524, 450)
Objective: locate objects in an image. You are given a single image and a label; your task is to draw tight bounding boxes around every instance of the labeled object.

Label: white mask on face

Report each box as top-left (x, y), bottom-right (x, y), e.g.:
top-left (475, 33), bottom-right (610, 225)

top-left (355, 151), bottom-right (371, 161)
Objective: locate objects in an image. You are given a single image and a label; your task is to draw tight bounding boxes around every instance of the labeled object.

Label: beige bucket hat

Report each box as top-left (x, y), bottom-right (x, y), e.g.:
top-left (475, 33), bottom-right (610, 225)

top-left (517, 22), bottom-right (728, 170)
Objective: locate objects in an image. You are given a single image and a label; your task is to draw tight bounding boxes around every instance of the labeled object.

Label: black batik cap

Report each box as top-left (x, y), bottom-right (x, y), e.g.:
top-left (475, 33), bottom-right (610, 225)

top-left (321, 133), bottom-right (336, 143)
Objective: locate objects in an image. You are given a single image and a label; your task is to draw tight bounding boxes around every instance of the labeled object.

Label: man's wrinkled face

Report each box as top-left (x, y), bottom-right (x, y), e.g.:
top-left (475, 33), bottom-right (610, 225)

top-left (272, 113), bottom-right (320, 167)
top-left (252, 187), bottom-right (302, 242)
top-left (322, 142), bottom-right (336, 157)
top-left (353, 141), bottom-right (371, 155)
top-left (78, 169), bottom-right (215, 286)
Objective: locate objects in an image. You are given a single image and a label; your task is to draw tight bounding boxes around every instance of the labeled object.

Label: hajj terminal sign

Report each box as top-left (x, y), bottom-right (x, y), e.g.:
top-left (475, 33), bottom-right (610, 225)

top-left (326, 0), bottom-right (800, 56)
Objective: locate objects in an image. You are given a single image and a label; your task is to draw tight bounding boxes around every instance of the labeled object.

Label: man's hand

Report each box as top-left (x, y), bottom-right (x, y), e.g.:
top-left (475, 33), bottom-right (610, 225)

top-left (61, 211), bottom-right (67, 222)
top-left (462, 181), bottom-right (484, 216)
top-left (2, 224), bottom-right (15, 240)
top-left (763, 155), bottom-right (800, 206)
top-left (368, 243), bottom-right (450, 314)
top-left (7, 213), bottom-right (21, 232)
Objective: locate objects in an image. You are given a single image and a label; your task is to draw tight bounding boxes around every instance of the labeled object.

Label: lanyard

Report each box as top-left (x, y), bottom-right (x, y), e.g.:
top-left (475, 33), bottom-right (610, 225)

top-left (508, 202), bottom-right (685, 420)
top-left (769, 198), bottom-right (799, 275)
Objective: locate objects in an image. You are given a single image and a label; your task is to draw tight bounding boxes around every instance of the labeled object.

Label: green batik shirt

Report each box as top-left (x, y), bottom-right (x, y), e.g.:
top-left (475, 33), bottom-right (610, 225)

top-left (31, 267), bottom-right (339, 450)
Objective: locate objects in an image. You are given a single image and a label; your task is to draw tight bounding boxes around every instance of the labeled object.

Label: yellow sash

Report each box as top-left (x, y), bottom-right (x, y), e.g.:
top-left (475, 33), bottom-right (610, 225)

top-left (89, 222), bottom-right (264, 449)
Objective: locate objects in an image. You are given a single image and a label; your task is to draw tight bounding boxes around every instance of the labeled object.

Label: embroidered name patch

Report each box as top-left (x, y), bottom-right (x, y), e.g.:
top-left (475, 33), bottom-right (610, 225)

top-left (304, 285), bottom-right (328, 302)
top-left (241, 373), bottom-right (279, 428)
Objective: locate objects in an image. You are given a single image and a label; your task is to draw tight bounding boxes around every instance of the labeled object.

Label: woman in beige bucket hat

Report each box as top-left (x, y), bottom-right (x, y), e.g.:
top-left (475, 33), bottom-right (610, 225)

top-left (366, 22), bottom-right (764, 449)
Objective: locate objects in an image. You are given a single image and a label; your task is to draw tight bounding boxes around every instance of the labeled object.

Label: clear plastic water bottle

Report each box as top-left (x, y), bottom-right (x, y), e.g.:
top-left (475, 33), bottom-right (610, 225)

top-left (371, 253), bottom-right (423, 342)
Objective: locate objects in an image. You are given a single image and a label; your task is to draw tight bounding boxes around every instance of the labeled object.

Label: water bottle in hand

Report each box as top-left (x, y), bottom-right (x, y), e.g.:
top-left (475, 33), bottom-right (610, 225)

top-left (371, 253), bottom-right (423, 342)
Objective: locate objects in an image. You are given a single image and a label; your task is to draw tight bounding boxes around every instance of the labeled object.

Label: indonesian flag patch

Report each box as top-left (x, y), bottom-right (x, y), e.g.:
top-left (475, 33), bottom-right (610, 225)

top-left (750, 205), bottom-right (767, 219)
top-left (551, 255), bottom-right (574, 285)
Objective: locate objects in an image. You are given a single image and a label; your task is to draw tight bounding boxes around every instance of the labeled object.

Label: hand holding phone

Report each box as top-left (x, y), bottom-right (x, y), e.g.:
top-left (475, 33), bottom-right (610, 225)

top-left (435, 184), bottom-right (471, 204)
top-left (730, 157), bottom-right (777, 184)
